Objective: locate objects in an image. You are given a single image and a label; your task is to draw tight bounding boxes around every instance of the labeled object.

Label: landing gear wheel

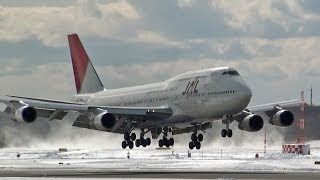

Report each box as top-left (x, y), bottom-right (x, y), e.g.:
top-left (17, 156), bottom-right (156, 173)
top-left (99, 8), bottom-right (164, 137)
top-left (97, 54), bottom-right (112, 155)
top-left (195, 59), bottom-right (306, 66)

top-left (128, 141), bottom-right (134, 149)
top-left (195, 141), bottom-right (201, 150)
top-left (161, 138), bottom-right (168, 147)
top-left (146, 138), bottom-right (151, 146)
top-left (197, 134), bottom-right (203, 142)
top-left (189, 142), bottom-right (194, 150)
top-left (165, 139), bottom-right (170, 147)
top-left (227, 129), bottom-right (233, 138)
top-left (165, 143), bottom-right (170, 147)
top-left (130, 133), bottom-right (136, 141)
top-left (135, 139), bottom-right (140, 147)
top-left (221, 129), bottom-right (227, 138)
top-left (140, 137), bottom-right (145, 145)
top-left (122, 141), bottom-right (127, 149)
top-left (163, 138), bottom-right (168, 146)
top-left (191, 133), bottom-right (197, 142)
top-left (159, 139), bottom-right (164, 148)
top-left (169, 138), bottom-right (174, 146)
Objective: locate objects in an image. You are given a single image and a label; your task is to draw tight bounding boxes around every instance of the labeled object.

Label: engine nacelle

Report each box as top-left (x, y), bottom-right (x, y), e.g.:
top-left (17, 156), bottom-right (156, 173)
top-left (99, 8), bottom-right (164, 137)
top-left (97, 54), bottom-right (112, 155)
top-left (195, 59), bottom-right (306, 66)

top-left (14, 106), bottom-right (37, 123)
top-left (93, 112), bottom-right (116, 130)
top-left (238, 114), bottom-right (264, 132)
top-left (269, 110), bottom-right (294, 127)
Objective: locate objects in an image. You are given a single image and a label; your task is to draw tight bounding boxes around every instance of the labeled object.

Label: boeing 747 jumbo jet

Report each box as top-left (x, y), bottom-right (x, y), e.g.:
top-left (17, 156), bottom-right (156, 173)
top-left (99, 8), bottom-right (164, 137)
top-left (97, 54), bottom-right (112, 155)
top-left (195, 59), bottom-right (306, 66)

top-left (0, 34), bottom-right (303, 150)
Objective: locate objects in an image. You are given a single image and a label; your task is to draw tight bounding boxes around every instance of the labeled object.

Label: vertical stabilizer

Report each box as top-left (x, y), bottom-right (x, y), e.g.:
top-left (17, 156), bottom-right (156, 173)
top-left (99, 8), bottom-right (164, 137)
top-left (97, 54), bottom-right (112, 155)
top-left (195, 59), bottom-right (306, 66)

top-left (68, 34), bottom-right (104, 94)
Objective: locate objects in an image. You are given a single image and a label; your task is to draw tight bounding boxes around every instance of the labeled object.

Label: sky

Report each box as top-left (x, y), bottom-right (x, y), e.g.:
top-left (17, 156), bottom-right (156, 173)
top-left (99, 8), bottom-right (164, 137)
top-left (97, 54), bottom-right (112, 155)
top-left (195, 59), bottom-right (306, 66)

top-left (0, 0), bottom-right (319, 105)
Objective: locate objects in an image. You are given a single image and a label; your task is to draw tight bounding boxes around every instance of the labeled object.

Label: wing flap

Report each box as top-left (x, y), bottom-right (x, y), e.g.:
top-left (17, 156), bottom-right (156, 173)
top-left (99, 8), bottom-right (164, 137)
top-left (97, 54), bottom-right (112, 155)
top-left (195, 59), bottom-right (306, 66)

top-left (72, 114), bottom-right (91, 129)
top-left (48, 110), bottom-right (67, 121)
top-left (172, 122), bottom-right (212, 135)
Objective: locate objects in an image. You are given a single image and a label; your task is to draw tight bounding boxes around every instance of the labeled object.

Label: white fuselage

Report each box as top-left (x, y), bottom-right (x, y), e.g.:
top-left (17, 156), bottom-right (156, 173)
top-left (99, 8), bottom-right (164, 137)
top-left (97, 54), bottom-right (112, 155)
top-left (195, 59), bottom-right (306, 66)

top-left (71, 67), bottom-right (252, 126)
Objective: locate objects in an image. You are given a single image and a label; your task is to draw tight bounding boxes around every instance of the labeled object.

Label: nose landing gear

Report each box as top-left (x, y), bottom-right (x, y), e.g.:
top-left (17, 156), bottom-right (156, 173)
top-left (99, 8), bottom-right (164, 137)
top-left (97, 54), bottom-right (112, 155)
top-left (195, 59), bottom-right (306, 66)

top-left (221, 115), bottom-right (233, 138)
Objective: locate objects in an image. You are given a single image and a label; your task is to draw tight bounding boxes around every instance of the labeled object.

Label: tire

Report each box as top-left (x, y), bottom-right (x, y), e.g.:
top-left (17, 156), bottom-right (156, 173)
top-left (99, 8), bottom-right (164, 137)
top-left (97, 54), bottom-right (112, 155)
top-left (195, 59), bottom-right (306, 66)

top-left (189, 142), bottom-right (194, 150)
top-left (141, 138), bottom-right (147, 147)
top-left (195, 142), bottom-right (201, 150)
top-left (135, 139), bottom-right (140, 147)
top-left (130, 133), bottom-right (136, 141)
top-left (191, 133), bottom-right (197, 142)
top-left (163, 138), bottom-right (168, 146)
top-left (169, 138), bottom-right (174, 146)
top-left (124, 132), bottom-right (130, 141)
top-left (128, 141), bottom-right (134, 149)
top-left (122, 141), bottom-right (127, 149)
top-left (197, 134), bottom-right (203, 142)
top-left (221, 129), bottom-right (227, 138)
top-left (146, 138), bottom-right (151, 146)
top-left (159, 139), bottom-right (164, 148)
top-left (227, 129), bottom-right (233, 138)
top-left (143, 142), bottom-right (147, 147)
top-left (140, 137), bottom-right (145, 145)
top-left (165, 141), bottom-right (170, 147)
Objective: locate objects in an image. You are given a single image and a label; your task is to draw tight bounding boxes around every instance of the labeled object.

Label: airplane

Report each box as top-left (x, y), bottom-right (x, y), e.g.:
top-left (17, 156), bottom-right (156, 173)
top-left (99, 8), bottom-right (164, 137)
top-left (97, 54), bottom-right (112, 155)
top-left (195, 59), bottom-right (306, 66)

top-left (0, 34), bottom-right (303, 150)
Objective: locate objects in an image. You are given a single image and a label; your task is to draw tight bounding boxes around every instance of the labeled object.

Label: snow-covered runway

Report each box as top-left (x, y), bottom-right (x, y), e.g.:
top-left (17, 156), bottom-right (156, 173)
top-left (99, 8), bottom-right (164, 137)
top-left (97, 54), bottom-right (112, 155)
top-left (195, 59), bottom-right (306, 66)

top-left (0, 142), bottom-right (320, 179)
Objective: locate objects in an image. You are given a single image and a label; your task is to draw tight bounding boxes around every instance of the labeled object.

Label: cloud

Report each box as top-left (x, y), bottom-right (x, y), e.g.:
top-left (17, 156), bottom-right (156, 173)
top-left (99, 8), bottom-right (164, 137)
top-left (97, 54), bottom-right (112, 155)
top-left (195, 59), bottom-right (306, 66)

top-left (136, 30), bottom-right (188, 48)
top-left (0, 0), bottom-right (140, 47)
top-left (0, 61), bottom-right (74, 100)
top-left (211, 0), bottom-right (320, 37)
top-left (0, 36), bottom-right (319, 98)
top-left (177, 0), bottom-right (194, 8)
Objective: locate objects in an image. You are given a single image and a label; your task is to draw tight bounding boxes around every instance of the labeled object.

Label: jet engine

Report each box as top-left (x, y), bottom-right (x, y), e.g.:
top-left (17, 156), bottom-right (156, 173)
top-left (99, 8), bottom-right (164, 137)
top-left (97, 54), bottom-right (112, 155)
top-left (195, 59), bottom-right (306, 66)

top-left (93, 112), bottom-right (116, 130)
top-left (269, 109), bottom-right (294, 127)
top-left (238, 114), bottom-right (264, 132)
top-left (14, 106), bottom-right (37, 123)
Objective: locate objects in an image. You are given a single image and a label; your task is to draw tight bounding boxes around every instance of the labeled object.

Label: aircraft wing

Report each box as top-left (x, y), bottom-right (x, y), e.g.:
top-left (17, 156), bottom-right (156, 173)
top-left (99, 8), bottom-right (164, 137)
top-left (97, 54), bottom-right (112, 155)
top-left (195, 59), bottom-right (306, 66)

top-left (247, 99), bottom-right (304, 113)
top-left (232, 99), bottom-right (304, 128)
top-left (245, 99), bottom-right (304, 117)
top-left (0, 95), bottom-right (173, 134)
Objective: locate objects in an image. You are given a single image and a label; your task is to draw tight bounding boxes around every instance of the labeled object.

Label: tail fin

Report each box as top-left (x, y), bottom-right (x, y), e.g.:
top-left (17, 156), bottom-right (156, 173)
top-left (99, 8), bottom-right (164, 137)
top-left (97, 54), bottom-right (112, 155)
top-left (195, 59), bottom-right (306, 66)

top-left (68, 34), bottom-right (104, 94)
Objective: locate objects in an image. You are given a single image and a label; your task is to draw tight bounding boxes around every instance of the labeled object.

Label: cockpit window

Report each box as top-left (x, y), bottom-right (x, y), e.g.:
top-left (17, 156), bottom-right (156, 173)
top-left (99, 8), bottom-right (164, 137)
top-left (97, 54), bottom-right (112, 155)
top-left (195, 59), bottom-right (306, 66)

top-left (228, 71), bottom-right (239, 75)
top-left (222, 71), bottom-right (239, 76)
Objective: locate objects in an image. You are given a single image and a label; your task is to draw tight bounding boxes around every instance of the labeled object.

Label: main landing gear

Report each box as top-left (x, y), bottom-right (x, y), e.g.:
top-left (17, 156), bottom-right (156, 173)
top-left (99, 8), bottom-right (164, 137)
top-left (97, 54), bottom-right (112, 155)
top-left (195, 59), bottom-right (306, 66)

top-left (221, 115), bottom-right (233, 138)
top-left (158, 137), bottom-right (174, 148)
top-left (189, 132), bottom-right (203, 150)
top-left (122, 132), bottom-right (136, 149)
top-left (135, 129), bottom-right (151, 148)
top-left (158, 127), bottom-right (174, 148)
top-left (121, 130), bottom-right (152, 149)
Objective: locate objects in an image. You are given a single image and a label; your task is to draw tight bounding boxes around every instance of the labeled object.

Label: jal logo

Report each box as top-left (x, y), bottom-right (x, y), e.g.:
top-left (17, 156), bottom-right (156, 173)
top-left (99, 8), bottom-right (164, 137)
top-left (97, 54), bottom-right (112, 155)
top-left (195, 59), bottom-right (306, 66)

top-left (182, 77), bottom-right (199, 95)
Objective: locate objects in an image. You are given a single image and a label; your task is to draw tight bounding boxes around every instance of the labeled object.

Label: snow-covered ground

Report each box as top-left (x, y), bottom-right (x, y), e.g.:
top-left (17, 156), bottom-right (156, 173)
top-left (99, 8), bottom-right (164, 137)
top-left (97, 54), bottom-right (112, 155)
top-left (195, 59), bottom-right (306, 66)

top-left (0, 141), bottom-right (320, 173)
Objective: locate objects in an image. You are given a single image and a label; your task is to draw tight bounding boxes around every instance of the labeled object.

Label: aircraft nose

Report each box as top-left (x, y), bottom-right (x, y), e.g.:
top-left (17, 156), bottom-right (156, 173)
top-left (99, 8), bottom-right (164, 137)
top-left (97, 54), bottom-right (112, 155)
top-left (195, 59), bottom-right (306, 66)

top-left (244, 85), bottom-right (252, 99)
top-left (238, 82), bottom-right (252, 106)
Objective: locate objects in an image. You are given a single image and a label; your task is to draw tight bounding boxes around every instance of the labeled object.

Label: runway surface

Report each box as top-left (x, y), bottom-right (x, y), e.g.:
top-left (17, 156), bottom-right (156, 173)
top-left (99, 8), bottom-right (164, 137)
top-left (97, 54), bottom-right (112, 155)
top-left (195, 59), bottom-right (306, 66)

top-left (0, 142), bottom-right (320, 179)
top-left (1, 170), bottom-right (320, 179)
